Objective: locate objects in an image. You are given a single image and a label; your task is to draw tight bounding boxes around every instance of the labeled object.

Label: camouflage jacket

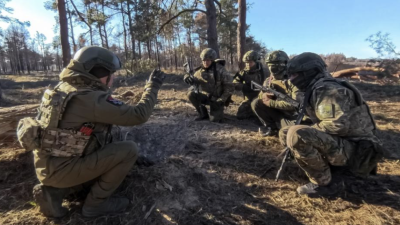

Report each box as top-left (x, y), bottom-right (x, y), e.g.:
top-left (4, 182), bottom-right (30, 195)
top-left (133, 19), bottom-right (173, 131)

top-left (259, 76), bottom-right (301, 112)
top-left (233, 62), bottom-right (266, 94)
top-left (33, 59), bottom-right (161, 183)
top-left (192, 61), bottom-right (234, 102)
top-left (306, 73), bottom-right (376, 138)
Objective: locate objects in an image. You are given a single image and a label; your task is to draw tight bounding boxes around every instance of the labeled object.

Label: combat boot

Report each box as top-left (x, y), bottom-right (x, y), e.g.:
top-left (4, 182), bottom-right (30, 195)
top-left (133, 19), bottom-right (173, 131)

top-left (33, 184), bottom-right (69, 218)
top-left (194, 105), bottom-right (209, 121)
top-left (259, 126), bottom-right (278, 137)
top-left (296, 179), bottom-right (344, 198)
top-left (82, 196), bottom-right (130, 217)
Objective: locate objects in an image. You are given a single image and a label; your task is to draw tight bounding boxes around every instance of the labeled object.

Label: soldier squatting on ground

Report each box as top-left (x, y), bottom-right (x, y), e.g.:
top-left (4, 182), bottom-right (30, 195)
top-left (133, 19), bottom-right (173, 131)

top-left (279, 52), bottom-right (383, 197)
top-left (17, 46), bottom-right (166, 217)
top-left (16, 47), bottom-right (384, 218)
top-left (233, 50), bottom-right (266, 120)
top-left (251, 50), bottom-right (303, 136)
top-left (184, 48), bottom-right (234, 123)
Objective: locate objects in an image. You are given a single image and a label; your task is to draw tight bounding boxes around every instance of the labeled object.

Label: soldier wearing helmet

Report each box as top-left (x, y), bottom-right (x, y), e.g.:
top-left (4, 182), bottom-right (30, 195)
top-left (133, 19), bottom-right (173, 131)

top-left (183, 48), bottom-right (234, 122)
top-left (279, 52), bottom-right (382, 197)
top-left (30, 46), bottom-right (166, 217)
top-left (251, 50), bottom-right (303, 136)
top-left (233, 50), bottom-right (266, 120)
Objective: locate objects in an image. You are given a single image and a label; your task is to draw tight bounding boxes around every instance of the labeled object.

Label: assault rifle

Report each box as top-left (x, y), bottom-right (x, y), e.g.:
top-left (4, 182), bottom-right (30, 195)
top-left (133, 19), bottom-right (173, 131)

top-left (251, 81), bottom-right (309, 181)
top-left (183, 58), bottom-right (199, 94)
top-left (274, 88), bottom-right (312, 181)
top-left (250, 81), bottom-right (299, 108)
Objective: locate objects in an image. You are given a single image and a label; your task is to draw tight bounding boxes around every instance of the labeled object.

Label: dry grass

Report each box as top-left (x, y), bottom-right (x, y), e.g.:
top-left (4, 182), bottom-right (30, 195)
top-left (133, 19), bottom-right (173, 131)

top-left (0, 74), bottom-right (399, 224)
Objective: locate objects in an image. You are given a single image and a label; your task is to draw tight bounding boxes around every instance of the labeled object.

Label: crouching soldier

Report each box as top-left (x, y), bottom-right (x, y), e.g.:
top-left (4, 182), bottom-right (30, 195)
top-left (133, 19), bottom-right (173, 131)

top-left (251, 50), bottom-right (301, 136)
top-left (184, 48), bottom-right (234, 122)
top-left (17, 46), bottom-right (165, 217)
top-left (280, 52), bottom-right (383, 197)
top-left (233, 50), bottom-right (266, 120)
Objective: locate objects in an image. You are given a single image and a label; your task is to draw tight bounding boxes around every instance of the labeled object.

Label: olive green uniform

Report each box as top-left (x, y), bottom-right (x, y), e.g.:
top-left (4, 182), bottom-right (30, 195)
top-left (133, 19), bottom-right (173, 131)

top-left (186, 61), bottom-right (234, 122)
top-left (33, 60), bottom-right (161, 206)
top-left (233, 62), bottom-right (265, 119)
top-left (279, 73), bottom-right (381, 185)
top-left (251, 76), bottom-right (301, 130)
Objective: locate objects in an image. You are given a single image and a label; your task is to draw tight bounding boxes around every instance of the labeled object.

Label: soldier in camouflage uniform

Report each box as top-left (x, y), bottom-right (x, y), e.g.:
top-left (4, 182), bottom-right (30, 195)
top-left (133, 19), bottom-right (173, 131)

top-left (184, 48), bottom-right (234, 122)
top-left (251, 50), bottom-right (301, 136)
top-left (233, 50), bottom-right (266, 120)
top-left (28, 46), bottom-right (165, 217)
top-left (280, 52), bottom-right (382, 197)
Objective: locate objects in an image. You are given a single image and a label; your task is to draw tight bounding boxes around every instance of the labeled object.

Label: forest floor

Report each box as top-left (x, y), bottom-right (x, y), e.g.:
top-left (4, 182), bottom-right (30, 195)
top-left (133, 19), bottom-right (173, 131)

top-left (0, 72), bottom-right (399, 225)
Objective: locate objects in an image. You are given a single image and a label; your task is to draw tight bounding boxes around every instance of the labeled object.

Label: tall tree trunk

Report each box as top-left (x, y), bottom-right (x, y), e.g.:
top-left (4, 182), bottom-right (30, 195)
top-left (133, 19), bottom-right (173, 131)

top-left (128, 1), bottom-right (136, 60)
top-left (204, 0), bottom-right (219, 57)
top-left (23, 42), bottom-right (31, 74)
top-left (120, 2), bottom-right (128, 61)
top-left (58, 0), bottom-right (72, 67)
top-left (237, 0), bottom-right (246, 70)
top-left (138, 41), bottom-right (142, 58)
top-left (229, 29), bottom-right (233, 67)
top-left (101, 4), bottom-right (109, 49)
top-left (66, 2), bottom-right (77, 53)
top-left (147, 39), bottom-right (151, 59)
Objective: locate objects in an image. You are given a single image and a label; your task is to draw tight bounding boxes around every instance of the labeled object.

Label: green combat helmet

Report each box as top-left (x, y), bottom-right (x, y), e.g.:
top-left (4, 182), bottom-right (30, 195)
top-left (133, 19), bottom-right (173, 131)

top-left (243, 50), bottom-right (260, 62)
top-left (265, 50), bottom-right (289, 79)
top-left (265, 50), bottom-right (289, 64)
top-left (200, 48), bottom-right (217, 61)
top-left (287, 52), bottom-right (327, 90)
top-left (74, 46), bottom-right (122, 73)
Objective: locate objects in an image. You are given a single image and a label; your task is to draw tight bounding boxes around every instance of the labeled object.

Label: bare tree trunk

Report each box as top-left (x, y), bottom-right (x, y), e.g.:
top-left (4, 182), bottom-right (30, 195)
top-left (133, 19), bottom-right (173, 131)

top-left (138, 41), bottom-right (142, 58)
top-left (120, 2), bottom-right (128, 61)
top-left (237, 0), bottom-right (246, 70)
top-left (58, 0), bottom-right (72, 67)
top-left (101, 4), bottom-right (109, 49)
top-left (66, 2), bottom-right (77, 53)
top-left (128, 1), bottom-right (136, 60)
top-left (147, 39), bottom-right (151, 59)
top-left (204, 0), bottom-right (219, 57)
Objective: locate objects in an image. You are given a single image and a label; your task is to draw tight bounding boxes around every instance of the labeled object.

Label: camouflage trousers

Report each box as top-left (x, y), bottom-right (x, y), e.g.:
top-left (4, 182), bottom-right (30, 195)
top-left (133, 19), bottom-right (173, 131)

top-left (236, 91), bottom-right (258, 120)
top-left (187, 91), bottom-right (224, 122)
top-left (279, 125), bottom-right (355, 185)
top-left (251, 98), bottom-right (297, 129)
top-left (37, 141), bottom-right (138, 206)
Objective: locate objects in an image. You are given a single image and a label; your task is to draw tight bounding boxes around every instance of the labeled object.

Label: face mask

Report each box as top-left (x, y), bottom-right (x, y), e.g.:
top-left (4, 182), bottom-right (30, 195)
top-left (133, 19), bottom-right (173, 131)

top-left (268, 63), bottom-right (286, 80)
top-left (289, 74), bottom-right (307, 90)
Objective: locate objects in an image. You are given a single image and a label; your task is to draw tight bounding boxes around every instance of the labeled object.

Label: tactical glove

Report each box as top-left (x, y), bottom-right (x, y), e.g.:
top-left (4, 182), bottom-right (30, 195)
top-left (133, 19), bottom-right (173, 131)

top-left (148, 69), bottom-right (165, 85)
top-left (183, 75), bottom-right (194, 85)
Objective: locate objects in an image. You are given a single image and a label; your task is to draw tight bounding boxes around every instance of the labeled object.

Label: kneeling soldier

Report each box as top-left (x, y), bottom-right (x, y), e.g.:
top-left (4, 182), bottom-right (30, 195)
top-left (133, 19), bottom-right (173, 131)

top-left (280, 52), bottom-right (383, 197)
top-left (184, 48), bottom-right (234, 122)
top-left (18, 46), bottom-right (165, 217)
top-left (234, 50), bottom-right (266, 120)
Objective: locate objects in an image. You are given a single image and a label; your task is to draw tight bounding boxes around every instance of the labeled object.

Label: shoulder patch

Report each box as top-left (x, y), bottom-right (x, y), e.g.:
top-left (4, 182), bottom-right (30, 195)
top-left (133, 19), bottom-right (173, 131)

top-left (107, 96), bottom-right (124, 106)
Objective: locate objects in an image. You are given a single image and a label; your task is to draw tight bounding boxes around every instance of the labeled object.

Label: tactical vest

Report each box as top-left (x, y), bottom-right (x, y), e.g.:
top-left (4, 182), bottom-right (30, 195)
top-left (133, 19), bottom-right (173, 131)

top-left (308, 77), bottom-right (377, 138)
top-left (307, 77), bottom-right (383, 177)
top-left (17, 81), bottom-right (97, 157)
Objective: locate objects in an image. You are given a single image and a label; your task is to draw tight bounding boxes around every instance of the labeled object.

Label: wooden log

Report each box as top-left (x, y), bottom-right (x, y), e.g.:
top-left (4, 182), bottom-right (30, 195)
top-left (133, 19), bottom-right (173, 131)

top-left (332, 67), bottom-right (384, 78)
top-left (0, 104), bottom-right (39, 138)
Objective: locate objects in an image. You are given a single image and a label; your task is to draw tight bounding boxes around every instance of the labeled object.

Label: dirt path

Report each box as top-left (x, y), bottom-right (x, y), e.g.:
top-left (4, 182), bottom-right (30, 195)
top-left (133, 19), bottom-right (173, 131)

top-left (0, 74), bottom-right (399, 224)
